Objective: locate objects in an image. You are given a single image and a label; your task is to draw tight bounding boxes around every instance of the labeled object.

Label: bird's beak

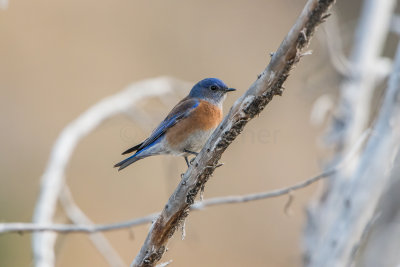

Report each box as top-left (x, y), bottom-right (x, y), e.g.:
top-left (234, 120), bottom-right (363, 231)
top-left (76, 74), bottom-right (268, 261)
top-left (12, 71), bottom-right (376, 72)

top-left (225, 88), bottom-right (236, 92)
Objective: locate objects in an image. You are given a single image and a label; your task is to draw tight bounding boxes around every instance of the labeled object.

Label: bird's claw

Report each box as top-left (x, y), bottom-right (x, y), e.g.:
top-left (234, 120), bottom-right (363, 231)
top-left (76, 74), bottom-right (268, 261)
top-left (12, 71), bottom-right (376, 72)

top-left (215, 163), bottom-right (224, 168)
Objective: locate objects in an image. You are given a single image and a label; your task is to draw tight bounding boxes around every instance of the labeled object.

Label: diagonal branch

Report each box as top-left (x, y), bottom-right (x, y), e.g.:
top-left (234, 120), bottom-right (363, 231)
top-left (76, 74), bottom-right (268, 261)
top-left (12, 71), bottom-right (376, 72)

top-left (131, 0), bottom-right (336, 266)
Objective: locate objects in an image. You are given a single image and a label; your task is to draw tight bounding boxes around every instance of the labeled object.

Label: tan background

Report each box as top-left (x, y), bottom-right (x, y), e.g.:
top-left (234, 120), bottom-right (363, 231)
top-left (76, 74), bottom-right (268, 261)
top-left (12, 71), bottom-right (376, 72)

top-left (0, 1), bottom-right (360, 266)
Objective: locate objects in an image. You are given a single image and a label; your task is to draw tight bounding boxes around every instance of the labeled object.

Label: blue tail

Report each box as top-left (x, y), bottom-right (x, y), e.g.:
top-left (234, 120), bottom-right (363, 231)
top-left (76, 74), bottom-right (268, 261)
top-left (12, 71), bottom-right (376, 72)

top-left (114, 153), bottom-right (145, 171)
top-left (114, 138), bottom-right (161, 171)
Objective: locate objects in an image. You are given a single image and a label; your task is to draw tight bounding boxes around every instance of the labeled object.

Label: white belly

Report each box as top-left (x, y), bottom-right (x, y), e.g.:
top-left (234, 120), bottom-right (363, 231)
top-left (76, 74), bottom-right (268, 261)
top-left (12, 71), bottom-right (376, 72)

top-left (167, 129), bottom-right (215, 156)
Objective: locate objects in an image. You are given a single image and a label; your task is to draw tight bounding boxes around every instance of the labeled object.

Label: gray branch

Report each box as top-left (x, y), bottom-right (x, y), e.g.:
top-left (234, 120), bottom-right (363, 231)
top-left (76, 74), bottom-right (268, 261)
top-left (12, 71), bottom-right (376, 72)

top-left (0, 167), bottom-right (338, 234)
top-left (326, 0), bottom-right (396, 160)
top-left (304, 40), bottom-right (400, 267)
top-left (303, 0), bottom-right (400, 266)
top-left (131, 0), bottom-right (335, 266)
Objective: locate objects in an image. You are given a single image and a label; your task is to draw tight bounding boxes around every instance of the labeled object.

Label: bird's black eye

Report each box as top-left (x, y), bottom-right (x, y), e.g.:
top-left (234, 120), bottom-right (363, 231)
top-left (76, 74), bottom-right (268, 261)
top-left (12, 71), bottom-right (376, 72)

top-left (210, 85), bottom-right (218, 91)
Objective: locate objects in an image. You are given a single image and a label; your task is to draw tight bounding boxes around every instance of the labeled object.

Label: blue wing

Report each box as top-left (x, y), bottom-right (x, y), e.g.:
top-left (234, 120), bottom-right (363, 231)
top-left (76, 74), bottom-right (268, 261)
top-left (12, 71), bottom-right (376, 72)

top-left (121, 97), bottom-right (199, 155)
top-left (114, 97), bottom-right (199, 170)
top-left (138, 97), bottom-right (199, 150)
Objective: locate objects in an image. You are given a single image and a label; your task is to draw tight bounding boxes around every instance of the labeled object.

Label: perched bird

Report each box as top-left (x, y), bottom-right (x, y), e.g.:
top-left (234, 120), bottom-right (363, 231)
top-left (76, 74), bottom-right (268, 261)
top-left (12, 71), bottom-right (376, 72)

top-left (114, 78), bottom-right (235, 171)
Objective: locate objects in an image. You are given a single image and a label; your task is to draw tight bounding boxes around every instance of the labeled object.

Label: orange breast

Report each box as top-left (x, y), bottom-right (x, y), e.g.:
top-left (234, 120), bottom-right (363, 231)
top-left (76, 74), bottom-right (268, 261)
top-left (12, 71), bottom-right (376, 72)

top-left (166, 101), bottom-right (222, 147)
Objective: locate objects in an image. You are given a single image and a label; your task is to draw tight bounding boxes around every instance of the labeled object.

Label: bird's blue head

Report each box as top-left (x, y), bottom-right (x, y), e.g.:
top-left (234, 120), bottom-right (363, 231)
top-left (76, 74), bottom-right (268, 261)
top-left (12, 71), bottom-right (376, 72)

top-left (188, 78), bottom-right (235, 105)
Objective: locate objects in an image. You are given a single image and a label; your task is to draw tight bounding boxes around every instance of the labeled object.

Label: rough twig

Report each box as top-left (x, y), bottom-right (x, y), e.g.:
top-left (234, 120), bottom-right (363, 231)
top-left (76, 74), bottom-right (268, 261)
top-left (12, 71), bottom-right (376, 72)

top-left (131, 1), bottom-right (335, 265)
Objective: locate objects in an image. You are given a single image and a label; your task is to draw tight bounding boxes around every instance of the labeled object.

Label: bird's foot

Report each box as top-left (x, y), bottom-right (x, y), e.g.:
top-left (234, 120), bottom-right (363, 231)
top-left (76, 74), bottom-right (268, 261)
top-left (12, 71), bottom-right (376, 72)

top-left (215, 162), bottom-right (224, 168)
top-left (184, 156), bottom-right (190, 168)
top-left (184, 149), bottom-right (199, 156)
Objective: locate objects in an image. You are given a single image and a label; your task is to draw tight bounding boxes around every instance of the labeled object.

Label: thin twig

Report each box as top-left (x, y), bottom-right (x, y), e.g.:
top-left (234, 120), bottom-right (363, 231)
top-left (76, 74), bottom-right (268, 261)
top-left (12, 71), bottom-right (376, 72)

top-left (1, 214), bottom-right (158, 234)
top-left (0, 170), bottom-right (330, 235)
top-left (192, 170), bottom-right (334, 210)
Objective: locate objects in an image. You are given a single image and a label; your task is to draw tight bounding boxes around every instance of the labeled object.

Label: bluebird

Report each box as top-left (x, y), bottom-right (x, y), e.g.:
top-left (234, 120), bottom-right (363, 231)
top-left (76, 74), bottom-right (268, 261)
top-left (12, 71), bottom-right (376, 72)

top-left (114, 78), bottom-right (235, 171)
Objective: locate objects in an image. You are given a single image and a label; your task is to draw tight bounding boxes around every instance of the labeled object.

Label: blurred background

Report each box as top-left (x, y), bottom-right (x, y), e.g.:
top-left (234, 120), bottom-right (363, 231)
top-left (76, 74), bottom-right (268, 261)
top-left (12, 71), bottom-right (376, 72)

top-left (0, 0), bottom-right (388, 266)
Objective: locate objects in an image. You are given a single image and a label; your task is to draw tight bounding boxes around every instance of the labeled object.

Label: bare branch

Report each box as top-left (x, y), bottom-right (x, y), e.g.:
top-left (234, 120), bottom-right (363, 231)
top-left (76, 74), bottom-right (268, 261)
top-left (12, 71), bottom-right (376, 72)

top-left (304, 40), bottom-right (400, 267)
top-left (325, 0), bottom-right (396, 160)
top-left (192, 170), bottom-right (333, 210)
top-left (1, 214), bottom-right (158, 234)
top-left (31, 77), bottom-right (188, 267)
top-left (131, 1), bottom-right (335, 266)
top-left (0, 169), bottom-right (334, 234)
top-left (304, 1), bottom-right (399, 266)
